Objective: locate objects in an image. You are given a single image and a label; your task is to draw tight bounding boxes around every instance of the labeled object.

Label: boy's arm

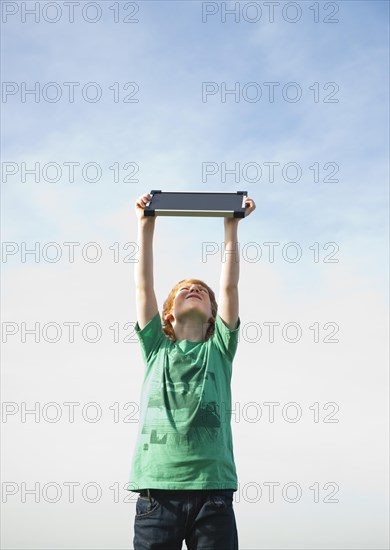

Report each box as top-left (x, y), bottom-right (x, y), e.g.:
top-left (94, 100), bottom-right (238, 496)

top-left (218, 198), bottom-right (256, 331)
top-left (134, 194), bottom-right (159, 330)
top-left (218, 218), bottom-right (240, 331)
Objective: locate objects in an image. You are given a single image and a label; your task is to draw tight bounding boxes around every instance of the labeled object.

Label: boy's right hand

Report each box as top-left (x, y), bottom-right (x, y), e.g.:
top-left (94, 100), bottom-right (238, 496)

top-left (135, 193), bottom-right (154, 221)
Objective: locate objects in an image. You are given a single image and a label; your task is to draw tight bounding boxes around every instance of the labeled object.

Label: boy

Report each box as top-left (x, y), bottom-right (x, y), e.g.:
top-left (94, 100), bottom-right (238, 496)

top-left (129, 192), bottom-right (256, 550)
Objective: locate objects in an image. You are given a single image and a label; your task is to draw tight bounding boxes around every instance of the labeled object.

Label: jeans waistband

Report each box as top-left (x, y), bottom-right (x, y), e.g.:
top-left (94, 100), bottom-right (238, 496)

top-left (139, 488), bottom-right (234, 500)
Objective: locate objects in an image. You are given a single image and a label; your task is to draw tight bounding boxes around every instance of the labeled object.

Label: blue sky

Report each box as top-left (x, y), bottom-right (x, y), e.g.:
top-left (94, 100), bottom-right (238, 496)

top-left (2, 1), bottom-right (389, 549)
top-left (2, 1), bottom-right (389, 290)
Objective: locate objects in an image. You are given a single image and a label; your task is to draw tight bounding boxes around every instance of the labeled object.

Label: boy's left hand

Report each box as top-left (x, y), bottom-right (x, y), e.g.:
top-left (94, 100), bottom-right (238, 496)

top-left (243, 196), bottom-right (256, 218)
top-left (224, 196), bottom-right (256, 224)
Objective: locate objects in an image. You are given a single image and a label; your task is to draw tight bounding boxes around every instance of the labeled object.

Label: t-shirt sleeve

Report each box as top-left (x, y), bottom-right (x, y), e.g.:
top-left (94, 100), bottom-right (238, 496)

top-left (134, 312), bottom-right (166, 364)
top-left (212, 313), bottom-right (241, 361)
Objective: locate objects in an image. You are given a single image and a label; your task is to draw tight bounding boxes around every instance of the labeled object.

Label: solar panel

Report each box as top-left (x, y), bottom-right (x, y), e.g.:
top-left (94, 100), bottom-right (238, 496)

top-left (143, 190), bottom-right (248, 218)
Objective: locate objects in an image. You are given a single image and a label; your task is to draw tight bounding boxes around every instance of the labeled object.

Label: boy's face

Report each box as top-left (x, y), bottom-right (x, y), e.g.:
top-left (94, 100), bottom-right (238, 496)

top-left (167, 283), bottom-right (213, 324)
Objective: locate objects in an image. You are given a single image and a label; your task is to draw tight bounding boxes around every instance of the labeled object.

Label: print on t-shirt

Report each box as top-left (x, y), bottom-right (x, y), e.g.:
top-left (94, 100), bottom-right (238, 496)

top-left (141, 349), bottom-right (222, 449)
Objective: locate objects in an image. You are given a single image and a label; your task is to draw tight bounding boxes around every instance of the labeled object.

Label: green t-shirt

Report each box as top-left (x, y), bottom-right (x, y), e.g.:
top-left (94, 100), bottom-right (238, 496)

top-left (127, 311), bottom-right (241, 492)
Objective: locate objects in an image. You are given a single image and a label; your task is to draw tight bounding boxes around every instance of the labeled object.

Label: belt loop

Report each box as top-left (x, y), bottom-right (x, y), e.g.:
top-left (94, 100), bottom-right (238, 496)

top-left (147, 489), bottom-right (152, 504)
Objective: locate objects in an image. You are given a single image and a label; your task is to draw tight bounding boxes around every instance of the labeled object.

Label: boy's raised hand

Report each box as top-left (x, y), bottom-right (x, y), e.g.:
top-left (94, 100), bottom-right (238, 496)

top-left (243, 197), bottom-right (256, 218)
top-left (224, 196), bottom-right (256, 224)
top-left (135, 193), bottom-right (154, 221)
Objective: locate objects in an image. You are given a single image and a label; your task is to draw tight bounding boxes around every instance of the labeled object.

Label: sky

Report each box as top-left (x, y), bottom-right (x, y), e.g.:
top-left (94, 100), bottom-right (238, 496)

top-left (1, 1), bottom-right (389, 549)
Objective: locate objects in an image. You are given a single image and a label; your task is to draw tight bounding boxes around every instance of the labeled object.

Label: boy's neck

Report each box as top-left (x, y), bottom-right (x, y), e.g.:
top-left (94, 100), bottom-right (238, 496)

top-left (173, 319), bottom-right (209, 342)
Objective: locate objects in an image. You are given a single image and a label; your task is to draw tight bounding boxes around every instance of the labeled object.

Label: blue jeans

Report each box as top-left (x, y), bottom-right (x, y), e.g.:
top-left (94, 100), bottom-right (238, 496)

top-left (133, 488), bottom-right (239, 550)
